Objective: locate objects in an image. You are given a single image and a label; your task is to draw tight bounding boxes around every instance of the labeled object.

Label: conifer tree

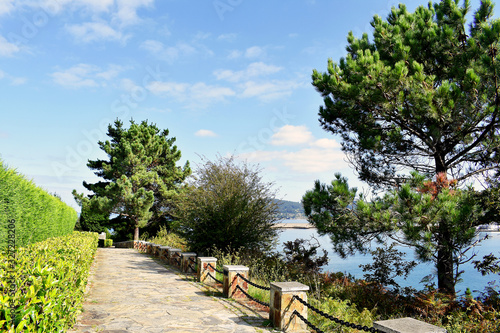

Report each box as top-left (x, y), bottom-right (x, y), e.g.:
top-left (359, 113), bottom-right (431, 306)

top-left (74, 119), bottom-right (191, 240)
top-left (309, 0), bottom-right (500, 295)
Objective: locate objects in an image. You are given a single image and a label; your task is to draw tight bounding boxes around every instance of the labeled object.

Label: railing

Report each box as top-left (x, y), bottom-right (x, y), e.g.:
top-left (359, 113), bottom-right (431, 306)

top-left (129, 240), bottom-right (447, 333)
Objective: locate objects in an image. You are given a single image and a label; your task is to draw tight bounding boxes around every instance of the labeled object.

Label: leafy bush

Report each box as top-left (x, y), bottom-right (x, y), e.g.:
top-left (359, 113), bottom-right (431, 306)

top-left (0, 160), bottom-right (77, 249)
top-left (0, 231), bottom-right (98, 332)
top-left (145, 226), bottom-right (187, 251)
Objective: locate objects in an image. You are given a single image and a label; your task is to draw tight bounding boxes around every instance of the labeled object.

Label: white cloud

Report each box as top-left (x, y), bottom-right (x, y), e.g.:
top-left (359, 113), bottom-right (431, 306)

top-left (147, 80), bottom-right (235, 108)
top-left (66, 21), bottom-right (129, 43)
top-left (311, 138), bottom-right (340, 149)
top-left (0, 0), bottom-right (14, 16)
top-left (147, 81), bottom-right (188, 97)
top-left (113, 0), bottom-right (154, 27)
top-left (240, 148), bottom-right (347, 174)
top-left (245, 46), bottom-right (265, 58)
top-left (140, 40), bottom-right (197, 62)
top-left (0, 35), bottom-right (20, 57)
top-left (227, 50), bottom-right (242, 59)
top-left (240, 80), bottom-right (301, 101)
top-left (214, 62), bottom-right (282, 83)
top-left (217, 33), bottom-right (237, 41)
top-left (195, 129), bottom-right (218, 137)
top-left (271, 125), bottom-right (314, 146)
top-left (51, 63), bottom-right (126, 88)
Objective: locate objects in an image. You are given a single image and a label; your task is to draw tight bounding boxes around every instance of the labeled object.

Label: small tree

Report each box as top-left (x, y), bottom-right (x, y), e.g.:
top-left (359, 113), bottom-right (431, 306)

top-left (177, 155), bottom-right (279, 253)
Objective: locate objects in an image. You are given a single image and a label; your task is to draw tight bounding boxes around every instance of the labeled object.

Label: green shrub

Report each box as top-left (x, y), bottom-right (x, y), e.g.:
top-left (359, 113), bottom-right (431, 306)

top-left (0, 231), bottom-right (98, 332)
top-left (0, 160), bottom-right (77, 249)
top-left (104, 239), bottom-right (113, 247)
top-left (146, 226), bottom-right (187, 251)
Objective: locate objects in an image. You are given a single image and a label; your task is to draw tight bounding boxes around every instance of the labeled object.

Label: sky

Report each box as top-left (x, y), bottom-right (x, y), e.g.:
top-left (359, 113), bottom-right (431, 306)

top-left (0, 0), bottom-right (492, 211)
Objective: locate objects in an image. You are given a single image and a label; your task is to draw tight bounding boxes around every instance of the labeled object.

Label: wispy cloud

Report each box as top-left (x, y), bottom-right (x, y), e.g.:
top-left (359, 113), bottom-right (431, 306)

top-left (147, 80), bottom-right (235, 108)
top-left (240, 80), bottom-right (301, 101)
top-left (238, 124), bottom-right (345, 173)
top-left (66, 21), bottom-right (129, 43)
top-left (0, 35), bottom-right (20, 57)
top-left (214, 62), bottom-right (282, 83)
top-left (195, 129), bottom-right (218, 137)
top-left (51, 63), bottom-right (126, 88)
top-left (0, 69), bottom-right (27, 85)
top-left (0, 0), bottom-right (14, 16)
top-left (245, 46), bottom-right (265, 58)
top-left (140, 40), bottom-right (197, 62)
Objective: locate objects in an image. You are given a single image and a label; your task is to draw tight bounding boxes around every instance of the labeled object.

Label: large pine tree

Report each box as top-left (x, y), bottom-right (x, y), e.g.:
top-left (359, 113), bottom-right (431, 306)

top-left (310, 0), bottom-right (500, 295)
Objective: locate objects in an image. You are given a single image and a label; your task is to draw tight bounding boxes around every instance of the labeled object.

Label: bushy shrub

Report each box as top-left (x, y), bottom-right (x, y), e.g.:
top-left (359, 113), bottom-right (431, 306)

top-left (0, 160), bottom-right (77, 248)
top-left (0, 231), bottom-right (98, 332)
top-left (146, 225), bottom-right (187, 251)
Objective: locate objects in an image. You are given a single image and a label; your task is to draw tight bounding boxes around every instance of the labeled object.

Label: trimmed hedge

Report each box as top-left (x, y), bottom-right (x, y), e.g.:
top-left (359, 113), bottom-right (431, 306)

top-left (0, 160), bottom-right (77, 249)
top-left (0, 231), bottom-right (98, 332)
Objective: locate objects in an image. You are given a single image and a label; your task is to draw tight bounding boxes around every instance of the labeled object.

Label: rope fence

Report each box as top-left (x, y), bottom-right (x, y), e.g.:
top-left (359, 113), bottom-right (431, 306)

top-left (291, 310), bottom-right (324, 333)
top-left (235, 285), bottom-right (269, 307)
top-left (235, 273), bottom-right (270, 291)
top-left (206, 272), bottom-right (223, 284)
top-left (207, 263), bottom-right (223, 274)
top-left (292, 295), bottom-right (383, 333)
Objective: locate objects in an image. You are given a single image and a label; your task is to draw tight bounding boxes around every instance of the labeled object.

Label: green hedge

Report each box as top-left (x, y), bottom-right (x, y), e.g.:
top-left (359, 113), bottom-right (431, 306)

top-left (0, 231), bottom-right (98, 332)
top-left (0, 160), bottom-right (77, 249)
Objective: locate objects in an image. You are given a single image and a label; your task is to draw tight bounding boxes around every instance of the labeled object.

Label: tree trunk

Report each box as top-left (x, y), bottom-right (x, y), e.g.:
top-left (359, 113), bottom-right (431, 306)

top-left (434, 153), bottom-right (455, 296)
top-left (436, 234), bottom-right (455, 296)
top-left (134, 226), bottom-right (139, 241)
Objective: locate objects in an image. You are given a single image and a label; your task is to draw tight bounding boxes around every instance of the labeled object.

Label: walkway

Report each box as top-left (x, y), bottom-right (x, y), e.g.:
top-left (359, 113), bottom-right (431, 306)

top-left (69, 248), bottom-right (275, 333)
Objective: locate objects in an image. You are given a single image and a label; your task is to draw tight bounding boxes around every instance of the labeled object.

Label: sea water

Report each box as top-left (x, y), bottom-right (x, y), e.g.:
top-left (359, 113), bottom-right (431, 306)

top-left (276, 219), bottom-right (500, 295)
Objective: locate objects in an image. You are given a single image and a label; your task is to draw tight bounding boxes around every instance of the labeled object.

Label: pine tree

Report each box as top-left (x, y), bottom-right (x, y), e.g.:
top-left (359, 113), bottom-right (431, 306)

top-left (74, 119), bottom-right (191, 240)
top-left (310, 0), bottom-right (500, 295)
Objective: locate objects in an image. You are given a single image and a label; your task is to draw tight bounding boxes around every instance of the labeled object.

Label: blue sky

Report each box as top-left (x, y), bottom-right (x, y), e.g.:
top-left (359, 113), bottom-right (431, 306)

top-left (0, 0), bottom-right (491, 211)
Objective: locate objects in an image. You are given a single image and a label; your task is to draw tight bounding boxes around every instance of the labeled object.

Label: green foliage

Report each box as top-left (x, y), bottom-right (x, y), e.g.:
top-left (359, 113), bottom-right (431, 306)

top-left (78, 200), bottom-right (109, 233)
top-left (146, 225), bottom-right (187, 251)
top-left (308, 297), bottom-right (376, 333)
top-left (303, 172), bottom-right (485, 295)
top-left (0, 231), bottom-right (98, 332)
top-left (177, 155), bottom-right (279, 253)
top-left (312, 0), bottom-right (500, 189)
top-left (0, 160), bottom-right (77, 249)
top-left (74, 119), bottom-right (191, 240)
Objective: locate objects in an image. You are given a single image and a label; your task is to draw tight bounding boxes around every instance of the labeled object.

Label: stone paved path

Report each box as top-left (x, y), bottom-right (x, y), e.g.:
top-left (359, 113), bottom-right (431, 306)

top-left (69, 248), bottom-right (275, 333)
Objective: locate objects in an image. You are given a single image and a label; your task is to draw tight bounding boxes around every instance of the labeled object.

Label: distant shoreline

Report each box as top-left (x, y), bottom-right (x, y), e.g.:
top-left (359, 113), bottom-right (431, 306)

top-left (274, 222), bottom-right (315, 229)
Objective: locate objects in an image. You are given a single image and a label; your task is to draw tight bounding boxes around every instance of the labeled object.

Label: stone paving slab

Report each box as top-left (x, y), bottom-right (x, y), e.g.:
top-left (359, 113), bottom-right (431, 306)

top-left (68, 248), bottom-right (277, 333)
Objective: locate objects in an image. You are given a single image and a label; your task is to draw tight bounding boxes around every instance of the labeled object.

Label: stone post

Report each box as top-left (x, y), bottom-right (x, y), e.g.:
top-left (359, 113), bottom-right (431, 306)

top-left (152, 244), bottom-right (161, 257)
top-left (159, 246), bottom-right (170, 261)
top-left (374, 318), bottom-right (447, 333)
top-left (168, 248), bottom-right (182, 267)
top-left (197, 257), bottom-right (218, 283)
top-left (146, 242), bottom-right (153, 254)
top-left (223, 265), bottom-right (249, 299)
top-left (269, 282), bottom-right (309, 332)
top-left (181, 253), bottom-right (197, 273)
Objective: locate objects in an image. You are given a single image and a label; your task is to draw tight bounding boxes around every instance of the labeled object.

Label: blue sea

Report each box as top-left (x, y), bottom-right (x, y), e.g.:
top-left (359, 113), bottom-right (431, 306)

top-left (277, 219), bottom-right (500, 295)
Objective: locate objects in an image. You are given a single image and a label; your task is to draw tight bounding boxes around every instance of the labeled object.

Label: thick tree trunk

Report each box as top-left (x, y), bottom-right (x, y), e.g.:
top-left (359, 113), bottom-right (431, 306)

top-left (134, 226), bottom-right (139, 241)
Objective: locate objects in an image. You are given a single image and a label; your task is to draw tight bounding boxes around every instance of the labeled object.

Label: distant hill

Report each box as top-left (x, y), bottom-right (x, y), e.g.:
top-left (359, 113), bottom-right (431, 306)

top-left (274, 199), bottom-right (306, 220)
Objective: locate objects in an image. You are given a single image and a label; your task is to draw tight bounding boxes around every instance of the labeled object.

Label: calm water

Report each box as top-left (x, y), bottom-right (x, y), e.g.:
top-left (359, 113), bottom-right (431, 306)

top-left (277, 220), bottom-right (500, 295)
